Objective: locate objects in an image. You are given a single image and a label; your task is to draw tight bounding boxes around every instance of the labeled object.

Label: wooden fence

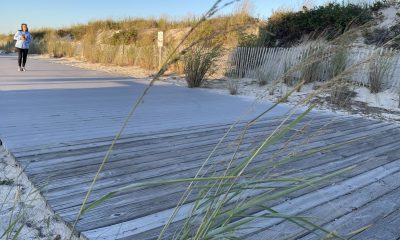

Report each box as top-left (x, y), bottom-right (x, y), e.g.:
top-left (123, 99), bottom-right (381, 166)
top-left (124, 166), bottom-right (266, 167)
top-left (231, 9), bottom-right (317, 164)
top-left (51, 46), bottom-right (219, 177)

top-left (226, 45), bottom-right (400, 93)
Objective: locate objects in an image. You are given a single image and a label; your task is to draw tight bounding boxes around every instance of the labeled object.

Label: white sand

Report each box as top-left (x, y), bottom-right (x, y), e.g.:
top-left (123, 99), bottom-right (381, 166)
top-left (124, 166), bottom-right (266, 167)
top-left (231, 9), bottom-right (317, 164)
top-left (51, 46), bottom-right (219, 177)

top-left (377, 5), bottom-right (400, 29)
top-left (354, 87), bottom-right (399, 110)
top-left (0, 146), bottom-right (83, 240)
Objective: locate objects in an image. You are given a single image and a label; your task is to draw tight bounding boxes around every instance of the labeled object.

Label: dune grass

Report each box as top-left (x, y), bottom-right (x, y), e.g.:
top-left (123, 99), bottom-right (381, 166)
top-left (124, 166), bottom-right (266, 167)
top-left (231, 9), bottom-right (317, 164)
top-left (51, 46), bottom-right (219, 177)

top-left (184, 43), bottom-right (222, 87)
top-left (368, 51), bottom-right (394, 93)
top-left (0, 35), bottom-right (15, 53)
top-left (227, 78), bottom-right (239, 95)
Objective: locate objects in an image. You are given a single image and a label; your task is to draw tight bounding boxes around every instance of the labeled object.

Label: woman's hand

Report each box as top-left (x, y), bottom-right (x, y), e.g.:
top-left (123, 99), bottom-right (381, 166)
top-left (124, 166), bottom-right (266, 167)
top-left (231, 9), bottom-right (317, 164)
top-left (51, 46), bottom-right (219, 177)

top-left (21, 35), bottom-right (26, 41)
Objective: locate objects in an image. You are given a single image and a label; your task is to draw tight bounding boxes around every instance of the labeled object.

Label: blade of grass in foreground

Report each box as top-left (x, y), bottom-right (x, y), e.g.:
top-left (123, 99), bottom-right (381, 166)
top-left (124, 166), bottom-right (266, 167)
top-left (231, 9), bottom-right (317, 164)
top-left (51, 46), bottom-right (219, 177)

top-left (81, 176), bottom-right (238, 214)
top-left (178, 106), bottom-right (313, 239)
top-left (68, 1), bottom-right (241, 238)
top-left (162, 84), bottom-right (309, 239)
top-left (174, 105), bottom-right (348, 240)
top-left (204, 166), bottom-right (355, 239)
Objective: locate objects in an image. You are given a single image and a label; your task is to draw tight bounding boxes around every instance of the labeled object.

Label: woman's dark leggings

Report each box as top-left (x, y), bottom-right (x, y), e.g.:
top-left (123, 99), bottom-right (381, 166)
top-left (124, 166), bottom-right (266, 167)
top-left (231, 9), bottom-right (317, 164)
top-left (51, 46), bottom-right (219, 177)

top-left (17, 48), bottom-right (29, 67)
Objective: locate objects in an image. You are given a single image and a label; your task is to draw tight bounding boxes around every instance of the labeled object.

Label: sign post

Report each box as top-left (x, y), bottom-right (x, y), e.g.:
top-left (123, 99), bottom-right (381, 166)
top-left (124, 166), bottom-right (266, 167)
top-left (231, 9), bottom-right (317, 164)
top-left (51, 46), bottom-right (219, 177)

top-left (157, 31), bottom-right (164, 68)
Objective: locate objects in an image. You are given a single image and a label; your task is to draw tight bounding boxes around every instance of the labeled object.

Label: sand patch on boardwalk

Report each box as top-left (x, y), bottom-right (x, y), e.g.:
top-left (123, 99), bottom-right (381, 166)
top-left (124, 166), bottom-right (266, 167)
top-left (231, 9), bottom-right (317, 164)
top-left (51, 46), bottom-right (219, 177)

top-left (0, 146), bottom-right (83, 240)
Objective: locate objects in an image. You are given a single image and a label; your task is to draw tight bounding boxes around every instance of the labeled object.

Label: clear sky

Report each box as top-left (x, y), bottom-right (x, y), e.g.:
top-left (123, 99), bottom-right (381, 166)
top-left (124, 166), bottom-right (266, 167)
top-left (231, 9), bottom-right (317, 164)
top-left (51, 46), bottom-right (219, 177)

top-left (0, 0), bottom-right (328, 34)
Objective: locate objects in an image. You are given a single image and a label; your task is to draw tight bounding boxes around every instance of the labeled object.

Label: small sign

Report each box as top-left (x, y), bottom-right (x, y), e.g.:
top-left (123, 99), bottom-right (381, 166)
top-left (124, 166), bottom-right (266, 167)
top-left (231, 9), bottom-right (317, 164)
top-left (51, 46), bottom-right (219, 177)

top-left (157, 31), bottom-right (164, 47)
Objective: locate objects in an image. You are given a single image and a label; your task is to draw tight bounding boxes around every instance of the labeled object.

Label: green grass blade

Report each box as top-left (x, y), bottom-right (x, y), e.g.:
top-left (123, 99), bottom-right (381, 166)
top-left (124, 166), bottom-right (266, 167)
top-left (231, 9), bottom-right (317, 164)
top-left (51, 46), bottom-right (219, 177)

top-left (207, 165), bottom-right (356, 237)
top-left (83, 176), bottom-right (238, 214)
top-left (11, 223), bottom-right (25, 240)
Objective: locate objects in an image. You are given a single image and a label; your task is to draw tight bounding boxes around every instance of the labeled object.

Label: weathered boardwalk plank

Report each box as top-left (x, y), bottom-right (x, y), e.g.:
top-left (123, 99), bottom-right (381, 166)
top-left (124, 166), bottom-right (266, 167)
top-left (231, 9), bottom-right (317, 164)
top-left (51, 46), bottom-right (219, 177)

top-left (247, 171), bottom-right (400, 239)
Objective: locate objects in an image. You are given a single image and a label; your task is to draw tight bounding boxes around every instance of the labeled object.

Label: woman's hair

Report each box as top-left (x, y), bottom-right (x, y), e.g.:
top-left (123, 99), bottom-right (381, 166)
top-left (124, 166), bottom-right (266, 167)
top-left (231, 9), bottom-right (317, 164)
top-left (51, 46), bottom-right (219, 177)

top-left (21, 23), bottom-right (28, 32)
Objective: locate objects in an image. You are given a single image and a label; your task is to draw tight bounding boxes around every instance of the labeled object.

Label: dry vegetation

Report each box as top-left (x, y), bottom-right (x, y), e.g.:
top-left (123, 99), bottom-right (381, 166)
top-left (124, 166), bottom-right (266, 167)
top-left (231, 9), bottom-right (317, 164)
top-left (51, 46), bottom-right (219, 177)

top-left (0, 5), bottom-right (258, 73)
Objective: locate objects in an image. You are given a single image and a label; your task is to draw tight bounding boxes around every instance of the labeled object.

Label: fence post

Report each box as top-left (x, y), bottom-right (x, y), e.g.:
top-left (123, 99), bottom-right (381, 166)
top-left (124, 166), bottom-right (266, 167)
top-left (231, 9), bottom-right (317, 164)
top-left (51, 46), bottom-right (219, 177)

top-left (157, 31), bottom-right (164, 68)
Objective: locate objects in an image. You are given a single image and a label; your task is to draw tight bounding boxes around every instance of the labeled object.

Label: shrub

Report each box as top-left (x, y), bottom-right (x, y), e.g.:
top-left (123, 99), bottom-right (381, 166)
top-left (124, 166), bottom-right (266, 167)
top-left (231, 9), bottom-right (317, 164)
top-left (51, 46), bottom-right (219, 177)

top-left (363, 27), bottom-right (391, 46)
top-left (0, 40), bottom-right (15, 53)
top-left (329, 46), bottom-right (348, 79)
top-left (329, 81), bottom-right (356, 107)
top-left (369, 54), bottom-right (393, 93)
top-left (226, 78), bottom-right (239, 95)
top-left (300, 46), bottom-right (325, 84)
top-left (370, 0), bottom-right (391, 12)
top-left (45, 32), bottom-right (75, 58)
top-left (254, 67), bottom-right (272, 86)
top-left (135, 46), bottom-right (158, 69)
top-left (301, 62), bottom-right (319, 84)
top-left (183, 44), bottom-right (222, 88)
top-left (364, 23), bottom-right (400, 49)
top-left (107, 29), bottom-right (138, 45)
top-left (0, 34), bottom-right (11, 43)
top-left (282, 61), bottom-right (294, 86)
top-left (29, 39), bottom-right (47, 54)
top-left (238, 34), bottom-right (261, 47)
top-left (260, 3), bottom-right (373, 47)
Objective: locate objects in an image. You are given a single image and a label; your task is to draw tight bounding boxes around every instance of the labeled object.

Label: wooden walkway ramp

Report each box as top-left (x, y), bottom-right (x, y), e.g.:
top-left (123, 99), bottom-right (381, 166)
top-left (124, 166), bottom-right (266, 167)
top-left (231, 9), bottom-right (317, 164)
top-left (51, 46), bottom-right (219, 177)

top-left (10, 113), bottom-right (400, 240)
top-left (1, 55), bottom-right (400, 239)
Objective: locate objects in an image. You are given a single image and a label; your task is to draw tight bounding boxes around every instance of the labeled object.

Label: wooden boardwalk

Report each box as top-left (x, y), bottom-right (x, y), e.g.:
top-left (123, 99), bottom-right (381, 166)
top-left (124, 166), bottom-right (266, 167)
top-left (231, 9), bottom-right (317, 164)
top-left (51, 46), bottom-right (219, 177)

top-left (1, 55), bottom-right (400, 239)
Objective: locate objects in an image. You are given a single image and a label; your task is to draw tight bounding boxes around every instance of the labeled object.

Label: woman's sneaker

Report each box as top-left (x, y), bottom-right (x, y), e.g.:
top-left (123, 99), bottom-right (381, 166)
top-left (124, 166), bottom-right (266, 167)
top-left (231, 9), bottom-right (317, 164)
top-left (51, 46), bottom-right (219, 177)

top-left (22, 67), bottom-right (26, 71)
top-left (18, 67), bottom-right (22, 71)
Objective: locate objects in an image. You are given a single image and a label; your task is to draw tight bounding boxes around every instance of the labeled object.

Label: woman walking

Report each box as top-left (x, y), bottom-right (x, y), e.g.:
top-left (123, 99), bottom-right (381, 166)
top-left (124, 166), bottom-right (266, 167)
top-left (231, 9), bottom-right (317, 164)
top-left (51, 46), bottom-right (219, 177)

top-left (14, 23), bottom-right (32, 71)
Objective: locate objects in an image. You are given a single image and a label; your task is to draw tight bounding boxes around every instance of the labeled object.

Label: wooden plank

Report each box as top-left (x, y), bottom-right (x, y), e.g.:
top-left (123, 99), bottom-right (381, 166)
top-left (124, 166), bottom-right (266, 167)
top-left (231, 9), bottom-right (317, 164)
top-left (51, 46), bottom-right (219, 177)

top-left (246, 168), bottom-right (400, 239)
top-left (352, 209), bottom-right (400, 240)
top-left (13, 113), bottom-right (331, 156)
top-left (32, 120), bottom-right (393, 207)
top-left (76, 137), bottom-right (400, 232)
top-left (298, 194), bottom-right (400, 239)
top-left (11, 122), bottom-right (233, 156)
top-left (28, 121), bottom-right (396, 193)
top-left (33, 122), bottom-right (396, 202)
top-left (135, 169), bottom-right (400, 240)
top-left (17, 114), bottom-right (328, 163)
top-left (231, 159), bottom-right (400, 239)
top-left (53, 130), bottom-right (400, 232)
top-left (82, 157), bottom-right (400, 239)
top-left (20, 115), bottom-right (380, 170)
top-left (21, 116), bottom-right (369, 177)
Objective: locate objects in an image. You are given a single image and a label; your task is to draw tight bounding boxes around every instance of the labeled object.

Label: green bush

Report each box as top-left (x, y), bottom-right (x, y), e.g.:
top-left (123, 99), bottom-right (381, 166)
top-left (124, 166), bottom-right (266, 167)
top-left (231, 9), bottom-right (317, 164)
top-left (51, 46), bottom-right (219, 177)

top-left (369, 54), bottom-right (393, 93)
top-left (0, 40), bottom-right (15, 53)
top-left (260, 2), bottom-right (373, 47)
top-left (329, 82), bottom-right (356, 108)
top-left (363, 27), bottom-right (391, 46)
top-left (300, 46), bottom-right (326, 84)
top-left (31, 30), bottom-right (47, 40)
top-left (363, 23), bottom-right (400, 48)
top-left (0, 34), bottom-right (14, 53)
top-left (107, 29), bottom-right (138, 45)
top-left (29, 39), bottom-right (47, 54)
top-left (238, 34), bottom-right (261, 47)
top-left (370, 0), bottom-right (392, 12)
top-left (183, 44), bottom-right (222, 88)
top-left (329, 46), bottom-right (348, 79)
